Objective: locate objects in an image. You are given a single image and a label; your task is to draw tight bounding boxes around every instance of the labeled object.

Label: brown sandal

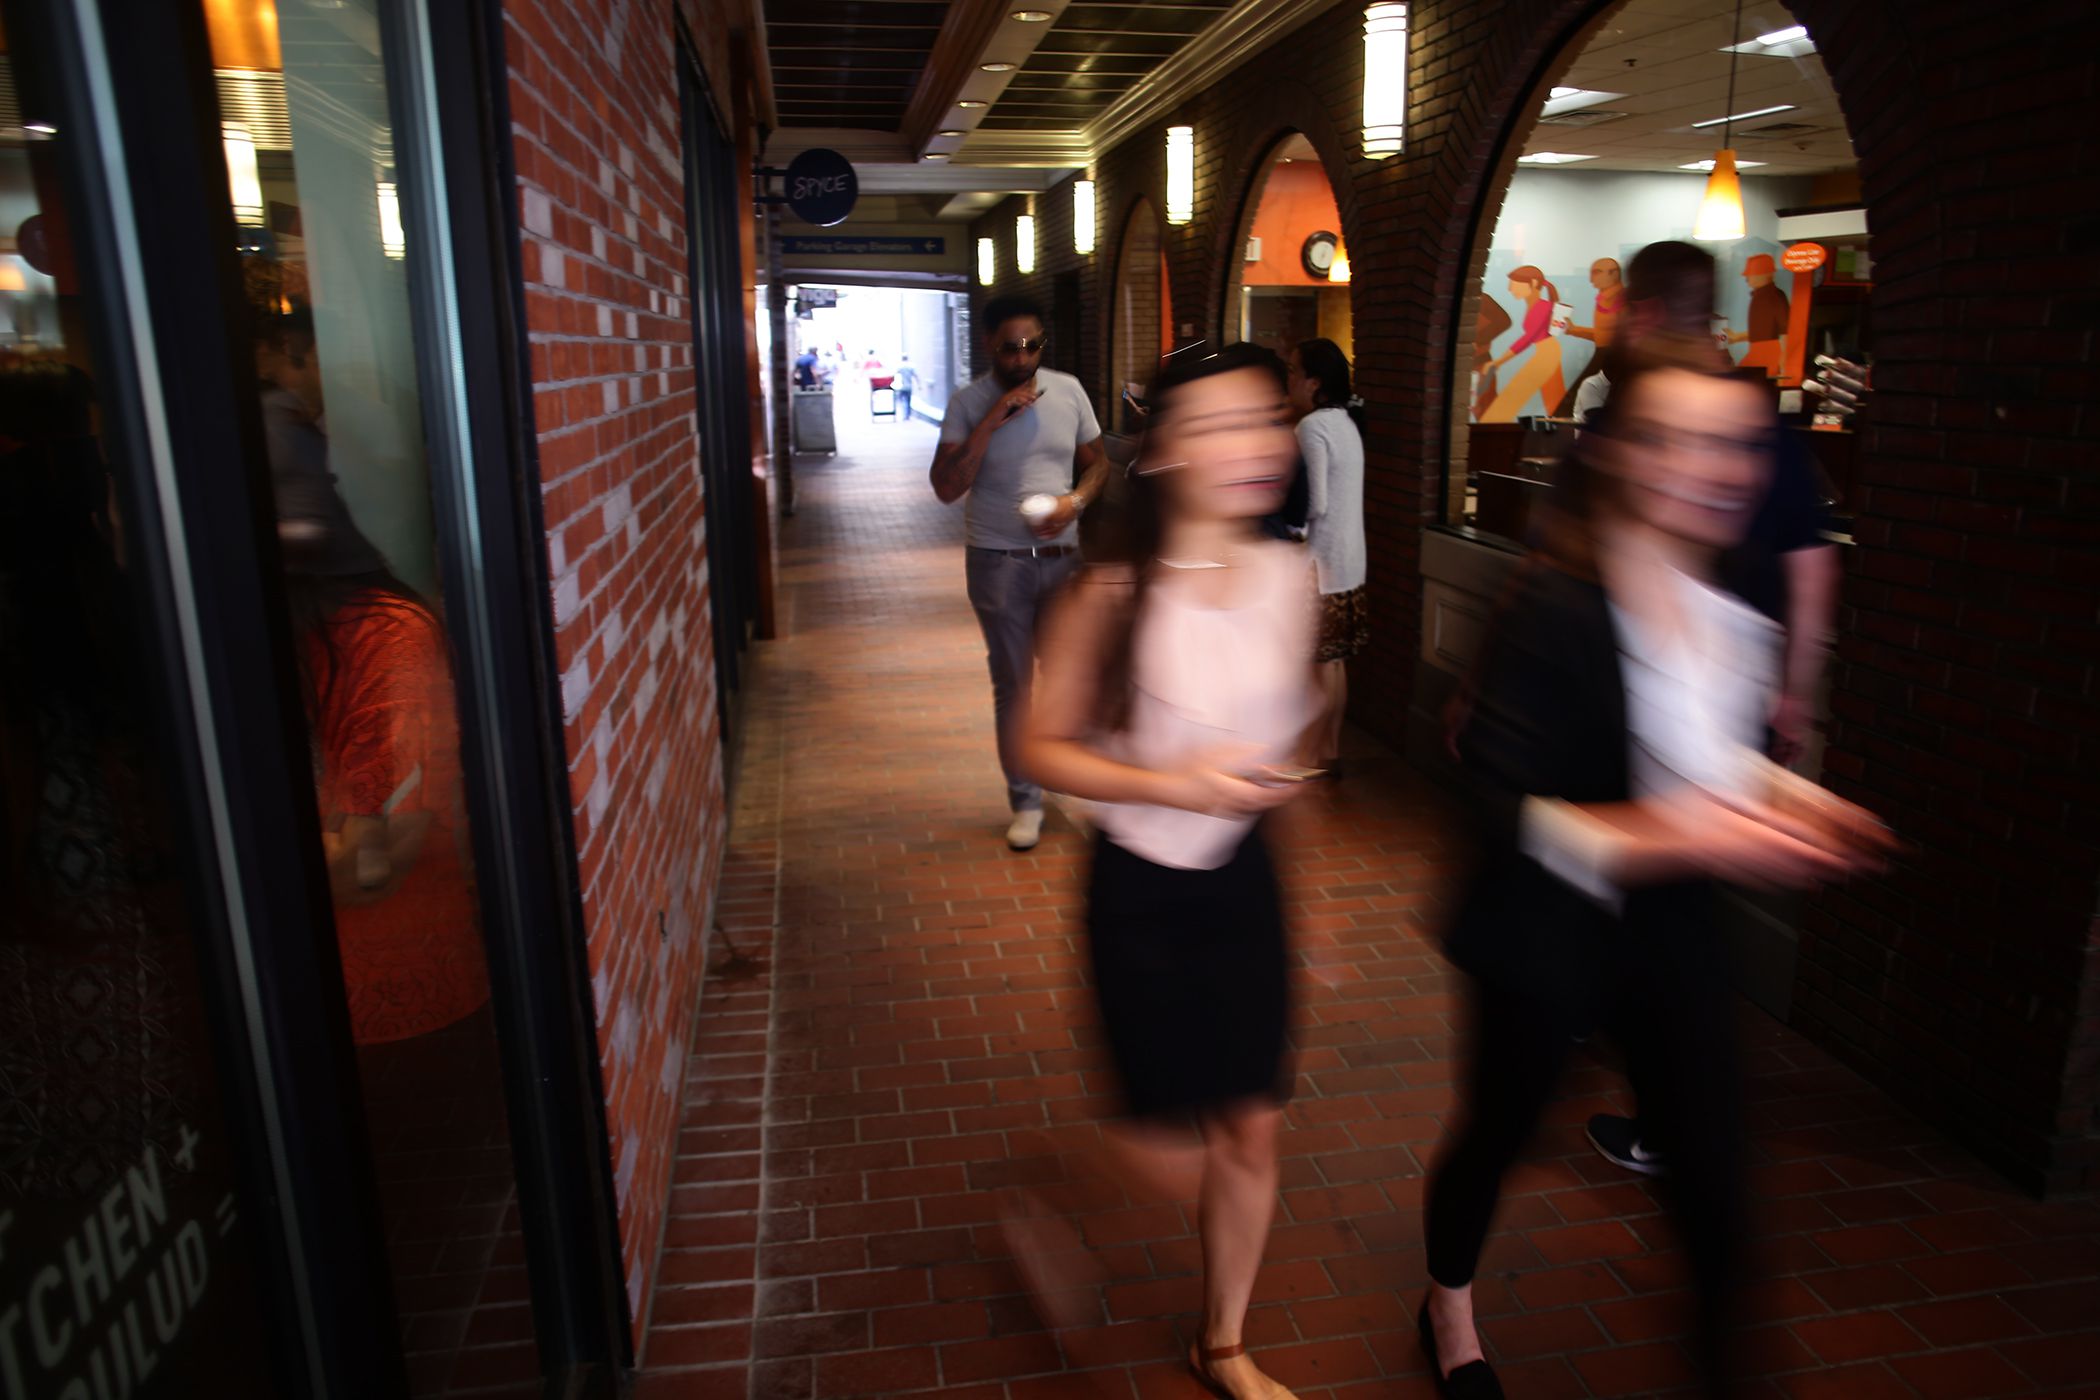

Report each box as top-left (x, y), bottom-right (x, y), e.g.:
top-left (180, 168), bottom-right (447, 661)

top-left (1187, 1340), bottom-right (1245, 1398)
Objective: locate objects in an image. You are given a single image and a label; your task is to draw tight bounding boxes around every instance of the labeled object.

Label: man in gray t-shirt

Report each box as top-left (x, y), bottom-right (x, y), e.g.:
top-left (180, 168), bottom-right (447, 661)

top-left (931, 296), bottom-right (1108, 850)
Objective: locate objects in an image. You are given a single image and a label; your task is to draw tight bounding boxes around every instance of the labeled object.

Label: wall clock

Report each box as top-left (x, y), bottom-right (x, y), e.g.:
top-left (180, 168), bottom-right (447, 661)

top-left (1301, 231), bottom-right (1339, 280)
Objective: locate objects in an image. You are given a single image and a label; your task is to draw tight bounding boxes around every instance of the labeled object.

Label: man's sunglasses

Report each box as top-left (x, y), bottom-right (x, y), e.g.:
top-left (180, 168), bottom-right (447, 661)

top-left (994, 336), bottom-right (1049, 354)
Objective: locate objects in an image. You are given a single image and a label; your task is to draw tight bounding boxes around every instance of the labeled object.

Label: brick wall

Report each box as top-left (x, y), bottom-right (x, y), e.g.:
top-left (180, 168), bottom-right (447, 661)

top-left (501, 0), bottom-right (738, 1337)
top-left (973, 0), bottom-right (2100, 1191)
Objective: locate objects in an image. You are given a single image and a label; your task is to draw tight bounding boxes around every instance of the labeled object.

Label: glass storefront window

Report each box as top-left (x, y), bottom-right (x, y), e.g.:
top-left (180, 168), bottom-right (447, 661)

top-left (1, 9), bottom-right (278, 1396)
top-left (1444, 0), bottom-right (1864, 543)
top-left (202, 1), bottom-right (537, 1392)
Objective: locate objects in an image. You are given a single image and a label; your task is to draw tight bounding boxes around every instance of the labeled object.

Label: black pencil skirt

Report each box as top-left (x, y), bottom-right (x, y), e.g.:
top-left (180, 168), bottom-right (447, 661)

top-left (1086, 825), bottom-right (1292, 1121)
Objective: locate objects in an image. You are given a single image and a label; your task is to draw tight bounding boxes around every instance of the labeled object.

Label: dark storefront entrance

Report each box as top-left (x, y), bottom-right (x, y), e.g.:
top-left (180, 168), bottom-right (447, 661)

top-left (1, 1), bottom-right (626, 1395)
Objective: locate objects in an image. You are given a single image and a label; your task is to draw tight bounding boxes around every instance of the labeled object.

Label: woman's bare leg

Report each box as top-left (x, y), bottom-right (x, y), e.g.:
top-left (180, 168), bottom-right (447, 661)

top-left (1317, 659), bottom-right (1348, 764)
top-left (1193, 1103), bottom-right (1295, 1398)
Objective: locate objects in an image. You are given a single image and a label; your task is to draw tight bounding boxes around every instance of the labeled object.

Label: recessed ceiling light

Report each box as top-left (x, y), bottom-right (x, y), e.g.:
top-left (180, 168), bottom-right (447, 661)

top-left (1518, 152), bottom-right (1597, 164)
top-left (938, 129), bottom-right (967, 138)
top-left (1680, 157), bottom-right (1768, 170)
top-left (1012, 8), bottom-right (1053, 20)
top-left (1691, 103), bottom-right (1796, 129)
top-left (1542, 87), bottom-right (1624, 117)
top-left (24, 121), bottom-right (57, 135)
top-left (1757, 24), bottom-right (1808, 45)
top-left (959, 100), bottom-right (989, 109)
top-left (980, 62), bottom-right (1017, 73)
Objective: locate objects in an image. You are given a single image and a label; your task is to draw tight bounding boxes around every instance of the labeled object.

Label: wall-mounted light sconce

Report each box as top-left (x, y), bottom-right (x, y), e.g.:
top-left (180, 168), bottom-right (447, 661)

top-left (1328, 242), bottom-right (1351, 284)
top-left (377, 179), bottom-right (406, 260)
top-left (978, 236), bottom-right (996, 286)
top-left (1016, 214), bottom-right (1036, 274)
top-left (223, 121), bottom-right (265, 226)
top-left (1362, 3), bottom-right (1408, 158)
top-left (1073, 179), bottom-right (1096, 255)
top-left (1165, 126), bottom-right (1194, 225)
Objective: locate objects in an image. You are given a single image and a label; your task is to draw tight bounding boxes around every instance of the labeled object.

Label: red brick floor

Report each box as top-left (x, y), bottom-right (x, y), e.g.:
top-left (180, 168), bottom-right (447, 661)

top-left (635, 415), bottom-right (2100, 1398)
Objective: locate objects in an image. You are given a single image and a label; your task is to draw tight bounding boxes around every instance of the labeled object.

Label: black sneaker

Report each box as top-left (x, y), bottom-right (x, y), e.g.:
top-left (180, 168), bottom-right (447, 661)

top-left (1586, 1114), bottom-right (1669, 1176)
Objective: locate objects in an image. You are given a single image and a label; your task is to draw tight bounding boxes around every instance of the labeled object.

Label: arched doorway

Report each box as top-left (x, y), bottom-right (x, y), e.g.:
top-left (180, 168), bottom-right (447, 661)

top-left (1108, 197), bottom-right (1171, 435)
top-left (1423, 0), bottom-right (1869, 1016)
top-left (1222, 133), bottom-right (1353, 361)
top-left (1444, 0), bottom-right (1864, 540)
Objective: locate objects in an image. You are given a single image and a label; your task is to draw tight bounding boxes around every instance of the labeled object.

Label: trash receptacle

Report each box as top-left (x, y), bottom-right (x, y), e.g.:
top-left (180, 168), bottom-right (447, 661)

top-left (791, 385), bottom-right (835, 454)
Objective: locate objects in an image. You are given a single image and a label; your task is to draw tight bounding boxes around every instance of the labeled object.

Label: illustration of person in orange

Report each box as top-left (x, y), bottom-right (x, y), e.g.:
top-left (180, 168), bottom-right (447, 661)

top-left (1556, 256), bottom-right (1623, 414)
top-left (1481, 266), bottom-right (1566, 422)
top-left (1471, 293), bottom-right (1513, 421)
top-left (1729, 253), bottom-right (1788, 378)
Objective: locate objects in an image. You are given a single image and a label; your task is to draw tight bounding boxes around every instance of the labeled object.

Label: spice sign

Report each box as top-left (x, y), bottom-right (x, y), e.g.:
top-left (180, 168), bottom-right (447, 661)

top-left (0, 1124), bottom-right (237, 1399)
top-left (784, 149), bottom-right (858, 228)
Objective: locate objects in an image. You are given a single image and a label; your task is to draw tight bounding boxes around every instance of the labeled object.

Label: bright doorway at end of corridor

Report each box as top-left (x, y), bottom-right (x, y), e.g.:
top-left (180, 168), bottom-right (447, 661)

top-left (787, 284), bottom-right (965, 456)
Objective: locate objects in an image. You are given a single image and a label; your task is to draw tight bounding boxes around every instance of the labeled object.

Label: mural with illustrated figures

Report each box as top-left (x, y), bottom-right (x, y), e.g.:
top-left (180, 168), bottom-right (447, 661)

top-left (1469, 169), bottom-right (1817, 422)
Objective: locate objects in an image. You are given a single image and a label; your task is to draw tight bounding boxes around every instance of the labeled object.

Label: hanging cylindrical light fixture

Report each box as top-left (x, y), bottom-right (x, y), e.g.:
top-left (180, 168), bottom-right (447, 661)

top-left (1016, 214), bottom-right (1036, 274)
top-left (977, 236), bottom-right (997, 286)
top-left (1073, 179), bottom-right (1096, 255)
top-left (1693, 151), bottom-right (1746, 241)
top-left (1361, 3), bottom-right (1408, 158)
top-left (1694, 0), bottom-right (1750, 241)
top-left (223, 121), bottom-right (265, 226)
top-left (1165, 126), bottom-right (1194, 225)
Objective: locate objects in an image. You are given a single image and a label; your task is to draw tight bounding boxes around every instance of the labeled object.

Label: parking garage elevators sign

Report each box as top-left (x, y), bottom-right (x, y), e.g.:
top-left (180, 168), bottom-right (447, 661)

top-left (785, 149), bottom-right (857, 227)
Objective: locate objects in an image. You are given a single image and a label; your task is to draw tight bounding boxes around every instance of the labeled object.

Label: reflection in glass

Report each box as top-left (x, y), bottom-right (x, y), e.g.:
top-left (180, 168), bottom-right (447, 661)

top-left (0, 10), bottom-right (275, 1396)
top-left (205, 1), bottom-right (537, 1392)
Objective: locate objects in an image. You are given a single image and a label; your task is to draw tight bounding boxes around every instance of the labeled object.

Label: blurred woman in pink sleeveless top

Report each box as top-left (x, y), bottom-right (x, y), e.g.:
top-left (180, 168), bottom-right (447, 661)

top-left (1022, 343), bottom-right (1320, 1400)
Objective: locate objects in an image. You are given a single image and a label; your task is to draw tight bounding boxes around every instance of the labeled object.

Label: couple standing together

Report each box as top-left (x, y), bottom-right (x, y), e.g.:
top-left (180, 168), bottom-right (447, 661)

top-left (927, 257), bottom-right (1882, 1399)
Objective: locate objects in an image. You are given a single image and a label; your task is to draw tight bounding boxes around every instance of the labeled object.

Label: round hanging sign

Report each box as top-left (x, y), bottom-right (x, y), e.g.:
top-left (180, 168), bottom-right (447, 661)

top-left (1782, 242), bottom-right (1828, 273)
top-left (784, 149), bottom-right (858, 227)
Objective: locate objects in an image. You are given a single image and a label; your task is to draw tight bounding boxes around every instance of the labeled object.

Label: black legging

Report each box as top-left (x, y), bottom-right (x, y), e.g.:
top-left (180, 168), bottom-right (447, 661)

top-left (1425, 909), bottom-right (1747, 1390)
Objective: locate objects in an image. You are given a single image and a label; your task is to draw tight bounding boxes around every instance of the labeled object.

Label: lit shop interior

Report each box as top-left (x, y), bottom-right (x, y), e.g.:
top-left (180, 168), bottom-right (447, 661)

top-left (1446, 0), bottom-right (1867, 544)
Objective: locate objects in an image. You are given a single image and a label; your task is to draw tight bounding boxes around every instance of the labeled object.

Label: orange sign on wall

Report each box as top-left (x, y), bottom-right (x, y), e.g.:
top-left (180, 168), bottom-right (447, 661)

top-left (1779, 242), bottom-right (1826, 387)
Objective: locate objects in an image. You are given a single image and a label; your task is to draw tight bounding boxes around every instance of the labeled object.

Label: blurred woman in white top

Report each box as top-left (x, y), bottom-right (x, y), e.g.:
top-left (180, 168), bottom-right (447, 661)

top-left (1286, 338), bottom-right (1367, 774)
top-left (1022, 343), bottom-right (1319, 1400)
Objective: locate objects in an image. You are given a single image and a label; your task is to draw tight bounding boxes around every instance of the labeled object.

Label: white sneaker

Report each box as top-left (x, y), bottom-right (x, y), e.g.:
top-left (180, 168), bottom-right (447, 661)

top-left (1006, 809), bottom-right (1044, 851)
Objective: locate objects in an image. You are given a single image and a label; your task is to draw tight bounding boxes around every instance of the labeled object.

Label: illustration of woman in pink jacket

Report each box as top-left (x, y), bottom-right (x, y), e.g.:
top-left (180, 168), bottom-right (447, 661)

top-left (1480, 266), bottom-right (1567, 423)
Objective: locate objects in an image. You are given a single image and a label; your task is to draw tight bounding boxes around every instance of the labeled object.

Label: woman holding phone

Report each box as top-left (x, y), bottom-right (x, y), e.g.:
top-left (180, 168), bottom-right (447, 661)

top-left (1021, 343), bottom-right (1319, 1400)
top-left (1420, 347), bottom-right (1894, 1399)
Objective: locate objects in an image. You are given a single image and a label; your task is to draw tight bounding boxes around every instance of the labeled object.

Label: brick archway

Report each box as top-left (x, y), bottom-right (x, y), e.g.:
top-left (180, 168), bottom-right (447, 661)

top-left (1106, 195), bottom-right (1168, 434)
top-left (1201, 78), bottom-right (1362, 350)
top-left (1415, 0), bottom-right (1925, 512)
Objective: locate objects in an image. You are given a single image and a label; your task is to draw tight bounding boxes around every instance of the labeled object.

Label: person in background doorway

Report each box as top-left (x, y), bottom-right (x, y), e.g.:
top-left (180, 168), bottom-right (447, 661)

top-left (1728, 253), bottom-right (1788, 379)
top-left (794, 345), bottom-right (818, 388)
top-left (1421, 345), bottom-right (1894, 1400)
top-left (929, 295), bottom-right (1109, 851)
top-left (894, 354), bottom-right (918, 421)
top-left (1286, 338), bottom-right (1367, 774)
top-left (1019, 343), bottom-right (1319, 1400)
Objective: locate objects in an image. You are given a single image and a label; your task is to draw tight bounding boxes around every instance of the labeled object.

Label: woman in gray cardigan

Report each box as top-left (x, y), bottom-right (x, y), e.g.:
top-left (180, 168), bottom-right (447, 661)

top-left (1286, 339), bottom-right (1367, 773)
